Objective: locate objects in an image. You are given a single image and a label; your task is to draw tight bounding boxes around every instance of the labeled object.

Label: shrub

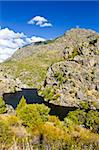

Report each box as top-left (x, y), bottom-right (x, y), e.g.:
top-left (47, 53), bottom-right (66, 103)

top-left (86, 110), bottom-right (99, 133)
top-left (17, 104), bottom-right (50, 129)
top-left (54, 71), bottom-right (65, 85)
top-left (48, 115), bottom-right (63, 128)
top-left (42, 122), bottom-right (71, 150)
top-left (16, 96), bottom-right (27, 115)
top-left (67, 109), bottom-right (86, 125)
top-left (7, 115), bottom-right (20, 127)
top-left (0, 97), bottom-right (6, 114)
top-left (80, 101), bottom-right (90, 110)
top-left (64, 118), bottom-right (75, 130)
top-left (41, 87), bottom-right (55, 101)
top-left (0, 120), bottom-right (14, 149)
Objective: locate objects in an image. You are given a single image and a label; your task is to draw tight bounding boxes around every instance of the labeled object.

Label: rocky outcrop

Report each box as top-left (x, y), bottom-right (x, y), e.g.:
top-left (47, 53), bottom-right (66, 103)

top-left (39, 29), bottom-right (99, 109)
top-left (0, 71), bottom-right (28, 96)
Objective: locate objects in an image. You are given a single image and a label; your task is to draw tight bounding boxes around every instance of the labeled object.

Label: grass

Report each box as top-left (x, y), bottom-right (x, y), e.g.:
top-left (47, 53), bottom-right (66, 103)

top-left (2, 49), bottom-right (64, 87)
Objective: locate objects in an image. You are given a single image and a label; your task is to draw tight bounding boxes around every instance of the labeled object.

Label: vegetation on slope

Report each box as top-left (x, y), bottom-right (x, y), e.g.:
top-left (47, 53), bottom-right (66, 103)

top-left (0, 97), bottom-right (99, 150)
top-left (2, 49), bottom-right (63, 87)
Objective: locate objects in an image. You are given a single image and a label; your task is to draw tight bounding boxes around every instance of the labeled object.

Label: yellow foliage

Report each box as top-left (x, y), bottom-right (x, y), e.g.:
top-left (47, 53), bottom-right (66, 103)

top-left (42, 122), bottom-right (70, 142)
top-left (48, 115), bottom-right (61, 126)
top-left (6, 115), bottom-right (20, 127)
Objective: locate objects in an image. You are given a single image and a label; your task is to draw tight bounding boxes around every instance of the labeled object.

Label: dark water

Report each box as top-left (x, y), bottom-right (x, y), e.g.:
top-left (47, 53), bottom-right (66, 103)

top-left (3, 88), bottom-right (77, 120)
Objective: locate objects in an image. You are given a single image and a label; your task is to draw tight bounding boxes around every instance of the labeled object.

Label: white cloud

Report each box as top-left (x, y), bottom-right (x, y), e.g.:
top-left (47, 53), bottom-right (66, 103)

top-left (0, 28), bottom-right (26, 40)
top-left (0, 28), bottom-right (46, 63)
top-left (31, 36), bottom-right (45, 42)
top-left (40, 23), bottom-right (52, 27)
top-left (28, 16), bottom-right (52, 27)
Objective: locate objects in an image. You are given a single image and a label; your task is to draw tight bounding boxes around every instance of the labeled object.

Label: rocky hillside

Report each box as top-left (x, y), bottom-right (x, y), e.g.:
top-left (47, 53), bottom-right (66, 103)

top-left (39, 29), bottom-right (99, 109)
top-left (0, 28), bottom-right (99, 104)
top-left (0, 71), bottom-right (27, 96)
top-left (9, 28), bottom-right (98, 61)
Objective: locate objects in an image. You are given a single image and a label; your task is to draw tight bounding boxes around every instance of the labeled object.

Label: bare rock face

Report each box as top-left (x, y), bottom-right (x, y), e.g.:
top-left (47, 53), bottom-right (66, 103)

top-left (39, 29), bottom-right (99, 109)
top-left (0, 71), bottom-right (28, 96)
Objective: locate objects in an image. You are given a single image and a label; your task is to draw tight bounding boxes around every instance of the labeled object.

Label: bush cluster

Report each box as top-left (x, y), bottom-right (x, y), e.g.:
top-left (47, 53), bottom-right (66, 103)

top-left (0, 97), bottom-right (99, 150)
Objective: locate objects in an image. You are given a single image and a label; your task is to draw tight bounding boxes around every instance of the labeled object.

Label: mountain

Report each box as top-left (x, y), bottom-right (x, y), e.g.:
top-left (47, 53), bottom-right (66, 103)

top-left (39, 29), bottom-right (99, 109)
top-left (0, 28), bottom-right (99, 109)
top-left (1, 28), bottom-right (98, 88)
top-left (0, 28), bottom-right (99, 149)
top-left (9, 28), bottom-right (98, 61)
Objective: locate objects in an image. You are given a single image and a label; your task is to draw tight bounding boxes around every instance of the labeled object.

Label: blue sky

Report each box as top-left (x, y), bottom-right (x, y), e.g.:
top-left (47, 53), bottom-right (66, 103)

top-left (0, 1), bottom-right (99, 62)
top-left (0, 1), bottom-right (99, 39)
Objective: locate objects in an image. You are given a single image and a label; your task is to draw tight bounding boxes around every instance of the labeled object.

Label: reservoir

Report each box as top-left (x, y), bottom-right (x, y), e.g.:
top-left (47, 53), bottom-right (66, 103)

top-left (3, 88), bottom-right (77, 120)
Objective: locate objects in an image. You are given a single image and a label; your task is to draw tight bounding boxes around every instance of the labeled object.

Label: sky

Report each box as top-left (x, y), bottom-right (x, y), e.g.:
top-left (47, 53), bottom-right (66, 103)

top-left (0, 1), bottom-right (99, 62)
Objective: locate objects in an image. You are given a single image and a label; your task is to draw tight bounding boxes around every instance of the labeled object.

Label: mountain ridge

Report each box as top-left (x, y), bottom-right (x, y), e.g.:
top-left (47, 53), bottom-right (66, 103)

top-left (0, 28), bottom-right (99, 108)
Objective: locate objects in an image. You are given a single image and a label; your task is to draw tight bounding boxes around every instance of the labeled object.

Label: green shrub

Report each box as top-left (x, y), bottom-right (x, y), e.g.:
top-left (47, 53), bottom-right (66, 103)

top-left (67, 109), bottom-right (86, 125)
top-left (86, 110), bottom-right (99, 133)
top-left (66, 108), bottom-right (99, 134)
top-left (54, 72), bottom-right (63, 85)
top-left (0, 97), bottom-right (6, 114)
top-left (17, 104), bottom-right (50, 129)
top-left (41, 87), bottom-right (55, 101)
top-left (80, 101), bottom-right (90, 110)
top-left (16, 96), bottom-right (27, 115)
top-left (64, 118), bottom-right (74, 129)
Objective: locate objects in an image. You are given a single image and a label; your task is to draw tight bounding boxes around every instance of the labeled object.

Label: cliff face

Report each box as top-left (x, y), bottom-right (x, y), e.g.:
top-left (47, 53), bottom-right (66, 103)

top-left (0, 71), bottom-right (27, 96)
top-left (39, 29), bottom-right (99, 109)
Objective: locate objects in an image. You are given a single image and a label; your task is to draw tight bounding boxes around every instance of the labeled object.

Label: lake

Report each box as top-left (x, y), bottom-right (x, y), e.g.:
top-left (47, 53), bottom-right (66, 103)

top-left (3, 88), bottom-right (77, 120)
